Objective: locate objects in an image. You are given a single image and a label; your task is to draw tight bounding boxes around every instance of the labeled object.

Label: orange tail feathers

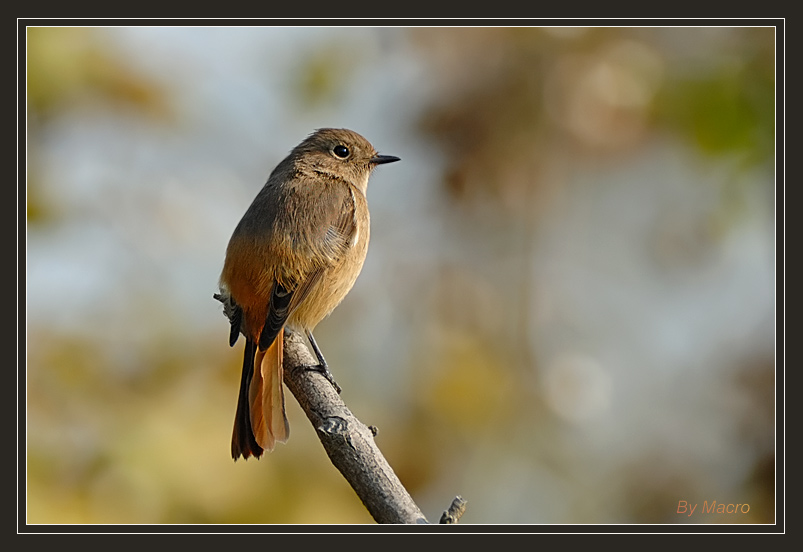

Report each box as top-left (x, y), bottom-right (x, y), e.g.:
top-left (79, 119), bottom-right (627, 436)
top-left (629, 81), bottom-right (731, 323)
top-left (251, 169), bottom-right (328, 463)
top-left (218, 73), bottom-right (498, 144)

top-left (231, 335), bottom-right (289, 460)
top-left (251, 334), bottom-right (289, 452)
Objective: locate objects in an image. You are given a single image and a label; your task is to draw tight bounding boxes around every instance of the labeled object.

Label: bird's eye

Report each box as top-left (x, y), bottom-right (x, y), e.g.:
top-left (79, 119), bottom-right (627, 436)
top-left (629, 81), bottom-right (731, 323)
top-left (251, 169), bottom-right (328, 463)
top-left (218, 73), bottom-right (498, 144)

top-left (333, 145), bottom-right (350, 158)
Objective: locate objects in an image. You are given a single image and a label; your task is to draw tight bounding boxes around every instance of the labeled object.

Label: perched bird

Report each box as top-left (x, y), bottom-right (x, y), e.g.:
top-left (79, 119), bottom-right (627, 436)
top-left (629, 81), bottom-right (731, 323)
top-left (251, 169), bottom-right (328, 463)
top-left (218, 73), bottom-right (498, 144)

top-left (217, 128), bottom-right (400, 460)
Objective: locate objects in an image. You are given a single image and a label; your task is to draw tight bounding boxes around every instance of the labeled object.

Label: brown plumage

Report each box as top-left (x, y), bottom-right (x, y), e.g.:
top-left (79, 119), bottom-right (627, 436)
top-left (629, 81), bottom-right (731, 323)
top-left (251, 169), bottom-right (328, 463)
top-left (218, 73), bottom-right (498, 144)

top-left (218, 128), bottom-right (400, 460)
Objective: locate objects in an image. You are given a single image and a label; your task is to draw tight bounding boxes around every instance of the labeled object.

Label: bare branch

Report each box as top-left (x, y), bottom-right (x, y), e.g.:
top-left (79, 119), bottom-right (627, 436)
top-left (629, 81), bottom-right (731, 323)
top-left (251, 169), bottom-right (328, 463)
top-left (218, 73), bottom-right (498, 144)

top-left (439, 496), bottom-right (468, 524)
top-left (282, 330), bottom-right (431, 524)
top-left (215, 292), bottom-right (465, 523)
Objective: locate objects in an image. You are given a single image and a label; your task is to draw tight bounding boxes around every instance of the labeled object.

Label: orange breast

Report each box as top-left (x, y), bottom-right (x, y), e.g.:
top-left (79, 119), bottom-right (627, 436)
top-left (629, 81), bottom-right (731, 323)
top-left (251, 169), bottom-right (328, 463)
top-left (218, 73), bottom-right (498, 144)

top-left (220, 236), bottom-right (275, 340)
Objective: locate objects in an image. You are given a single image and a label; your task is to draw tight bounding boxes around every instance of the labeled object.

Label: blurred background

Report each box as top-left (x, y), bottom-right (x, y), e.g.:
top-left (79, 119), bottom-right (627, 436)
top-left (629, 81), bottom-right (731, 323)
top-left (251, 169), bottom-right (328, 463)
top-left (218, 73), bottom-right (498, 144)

top-left (25, 26), bottom-right (776, 525)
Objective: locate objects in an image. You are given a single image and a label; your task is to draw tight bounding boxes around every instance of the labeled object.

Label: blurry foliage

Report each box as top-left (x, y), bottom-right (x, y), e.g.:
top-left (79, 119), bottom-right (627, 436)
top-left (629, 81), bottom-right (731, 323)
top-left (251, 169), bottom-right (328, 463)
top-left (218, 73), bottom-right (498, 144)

top-left (283, 37), bottom-right (364, 111)
top-left (421, 334), bottom-right (517, 432)
top-left (414, 28), bottom-right (549, 211)
top-left (407, 26), bottom-right (775, 524)
top-left (27, 330), bottom-right (376, 524)
top-left (414, 27), bottom-right (775, 214)
top-left (27, 27), bottom-right (169, 122)
top-left (26, 27), bottom-right (170, 226)
top-left (654, 36), bottom-right (775, 167)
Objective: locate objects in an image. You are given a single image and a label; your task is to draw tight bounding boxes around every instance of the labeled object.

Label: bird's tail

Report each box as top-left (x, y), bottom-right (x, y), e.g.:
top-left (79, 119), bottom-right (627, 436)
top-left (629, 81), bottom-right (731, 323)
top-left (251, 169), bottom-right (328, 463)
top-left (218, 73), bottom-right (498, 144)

top-left (231, 335), bottom-right (289, 460)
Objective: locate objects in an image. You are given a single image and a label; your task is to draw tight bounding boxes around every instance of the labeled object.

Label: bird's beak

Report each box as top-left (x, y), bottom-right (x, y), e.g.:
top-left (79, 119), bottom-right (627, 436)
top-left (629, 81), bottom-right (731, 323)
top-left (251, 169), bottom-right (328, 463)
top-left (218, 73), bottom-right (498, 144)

top-left (370, 154), bottom-right (401, 165)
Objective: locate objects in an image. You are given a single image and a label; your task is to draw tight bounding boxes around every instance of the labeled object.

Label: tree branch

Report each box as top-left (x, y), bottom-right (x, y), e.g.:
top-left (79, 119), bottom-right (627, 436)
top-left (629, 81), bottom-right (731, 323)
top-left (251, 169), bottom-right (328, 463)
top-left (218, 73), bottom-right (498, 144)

top-left (214, 293), bottom-right (465, 523)
top-left (282, 329), bottom-right (437, 524)
top-left (439, 496), bottom-right (468, 524)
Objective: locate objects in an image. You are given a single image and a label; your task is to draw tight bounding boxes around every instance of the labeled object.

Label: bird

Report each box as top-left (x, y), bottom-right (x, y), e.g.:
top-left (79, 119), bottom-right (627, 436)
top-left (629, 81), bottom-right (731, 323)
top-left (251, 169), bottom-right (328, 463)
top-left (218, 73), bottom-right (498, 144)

top-left (216, 128), bottom-right (400, 460)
